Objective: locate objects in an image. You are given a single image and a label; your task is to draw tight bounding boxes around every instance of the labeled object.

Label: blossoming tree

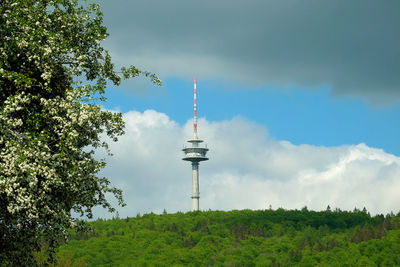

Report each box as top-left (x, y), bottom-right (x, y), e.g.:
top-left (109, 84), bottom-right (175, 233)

top-left (0, 0), bottom-right (160, 264)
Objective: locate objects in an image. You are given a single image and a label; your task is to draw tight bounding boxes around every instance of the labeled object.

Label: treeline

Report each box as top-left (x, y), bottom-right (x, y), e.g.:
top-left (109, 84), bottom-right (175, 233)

top-left (55, 208), bottom-right (400, 266)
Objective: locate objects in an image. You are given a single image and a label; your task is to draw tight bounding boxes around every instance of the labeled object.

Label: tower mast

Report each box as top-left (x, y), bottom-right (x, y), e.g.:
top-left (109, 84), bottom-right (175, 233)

top-left (193, 77), bottom-right (198, 139)
top-left (182, 78), bottom-right (209, 211)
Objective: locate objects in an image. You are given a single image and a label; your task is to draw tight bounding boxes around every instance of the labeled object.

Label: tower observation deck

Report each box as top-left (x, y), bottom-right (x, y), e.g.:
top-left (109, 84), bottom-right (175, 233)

top-left (182, 78), bottom-right (209, 211)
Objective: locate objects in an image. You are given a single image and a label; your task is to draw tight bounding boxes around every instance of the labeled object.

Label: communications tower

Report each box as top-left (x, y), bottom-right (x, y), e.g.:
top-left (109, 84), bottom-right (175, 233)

top-left (182, 78), bottom-right (209, 211)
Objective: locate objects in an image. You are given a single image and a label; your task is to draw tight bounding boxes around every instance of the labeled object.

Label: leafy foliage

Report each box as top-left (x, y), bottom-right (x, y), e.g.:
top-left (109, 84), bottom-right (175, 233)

top-left (0, 0), bottom-right (159, 264)
top-left (57, 208), bottom-right (400, 266)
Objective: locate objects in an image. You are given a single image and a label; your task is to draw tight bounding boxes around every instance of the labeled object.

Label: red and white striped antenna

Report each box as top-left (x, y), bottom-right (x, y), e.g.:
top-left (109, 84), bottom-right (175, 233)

top-left (193, 77), bottom-right (198, 138)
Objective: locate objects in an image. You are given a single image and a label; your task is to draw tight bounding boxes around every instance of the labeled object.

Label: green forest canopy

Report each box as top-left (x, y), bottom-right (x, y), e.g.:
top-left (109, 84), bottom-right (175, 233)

top-left (54, 208), bottom-right (400, 266)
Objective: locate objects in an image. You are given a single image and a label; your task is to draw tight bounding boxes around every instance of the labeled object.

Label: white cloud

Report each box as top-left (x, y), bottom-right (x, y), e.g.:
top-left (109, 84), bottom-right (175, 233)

top-left (93, 110), bottom-right (400, 218)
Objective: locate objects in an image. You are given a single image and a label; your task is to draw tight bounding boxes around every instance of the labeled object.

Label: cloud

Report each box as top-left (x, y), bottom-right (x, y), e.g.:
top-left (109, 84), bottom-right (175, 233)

top-left (94, 0), bottom-right (400, 105)
top-left (93, 109), bottom-right (400, 218)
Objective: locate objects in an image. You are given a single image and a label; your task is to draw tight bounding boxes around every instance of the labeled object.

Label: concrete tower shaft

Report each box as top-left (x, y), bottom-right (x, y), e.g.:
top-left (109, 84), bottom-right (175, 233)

top-left (182, 78), bottom-right (209, 211)
top-left (191, 162), bottom-right (199, 211)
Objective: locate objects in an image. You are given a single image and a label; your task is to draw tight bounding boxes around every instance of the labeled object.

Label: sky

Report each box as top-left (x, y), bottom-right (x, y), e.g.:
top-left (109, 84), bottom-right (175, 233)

top-left (88, 0), bottom-right (400, 218)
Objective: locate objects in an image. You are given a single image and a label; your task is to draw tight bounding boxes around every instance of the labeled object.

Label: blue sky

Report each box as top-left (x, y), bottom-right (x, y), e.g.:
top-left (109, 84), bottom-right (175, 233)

top-left (95, 0), bottom-right (400, 156)
top-left (89, 0), bottom-right (400, 217)
top-left (104, 78), bottom-right (400, 156)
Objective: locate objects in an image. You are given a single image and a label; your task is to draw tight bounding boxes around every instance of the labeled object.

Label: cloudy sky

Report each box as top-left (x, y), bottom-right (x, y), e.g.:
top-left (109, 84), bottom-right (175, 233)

top-left (90, 0), bottom-right (400, 218)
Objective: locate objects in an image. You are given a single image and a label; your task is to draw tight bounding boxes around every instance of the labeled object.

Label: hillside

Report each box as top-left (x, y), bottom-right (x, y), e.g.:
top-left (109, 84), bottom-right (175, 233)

top-left (55, 209), bottom-right (400, 266)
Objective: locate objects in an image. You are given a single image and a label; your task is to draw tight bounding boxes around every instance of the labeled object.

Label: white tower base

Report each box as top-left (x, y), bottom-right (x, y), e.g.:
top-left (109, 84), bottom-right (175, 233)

top-left (192, 162), bottom-right (199, 211)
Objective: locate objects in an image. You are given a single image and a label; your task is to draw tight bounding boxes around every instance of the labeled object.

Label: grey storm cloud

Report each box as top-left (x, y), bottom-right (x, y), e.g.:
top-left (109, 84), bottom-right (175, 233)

top-left (95, 0), bottom-right (400, 104)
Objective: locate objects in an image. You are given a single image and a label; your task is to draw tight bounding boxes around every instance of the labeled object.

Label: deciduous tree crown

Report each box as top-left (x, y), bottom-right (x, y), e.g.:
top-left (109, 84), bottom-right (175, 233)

top-left (0, 0), bottom-right (160, 264)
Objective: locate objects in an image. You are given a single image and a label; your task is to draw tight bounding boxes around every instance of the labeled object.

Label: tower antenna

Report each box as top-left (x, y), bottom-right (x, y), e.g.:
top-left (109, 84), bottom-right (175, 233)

top-left (193, 77), bottom-right (198, 139)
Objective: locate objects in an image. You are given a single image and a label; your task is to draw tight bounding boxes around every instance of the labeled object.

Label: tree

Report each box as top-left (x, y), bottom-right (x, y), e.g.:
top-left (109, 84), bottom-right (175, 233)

top-left (326, 205), bottom-right (331, 212)
top-left (0, 0), bottom-right (160, 264)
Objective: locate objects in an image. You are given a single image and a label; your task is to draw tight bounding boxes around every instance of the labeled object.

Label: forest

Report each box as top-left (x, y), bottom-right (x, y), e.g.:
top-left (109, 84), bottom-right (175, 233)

top-left (48, 208), bottom-right (400, 266)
